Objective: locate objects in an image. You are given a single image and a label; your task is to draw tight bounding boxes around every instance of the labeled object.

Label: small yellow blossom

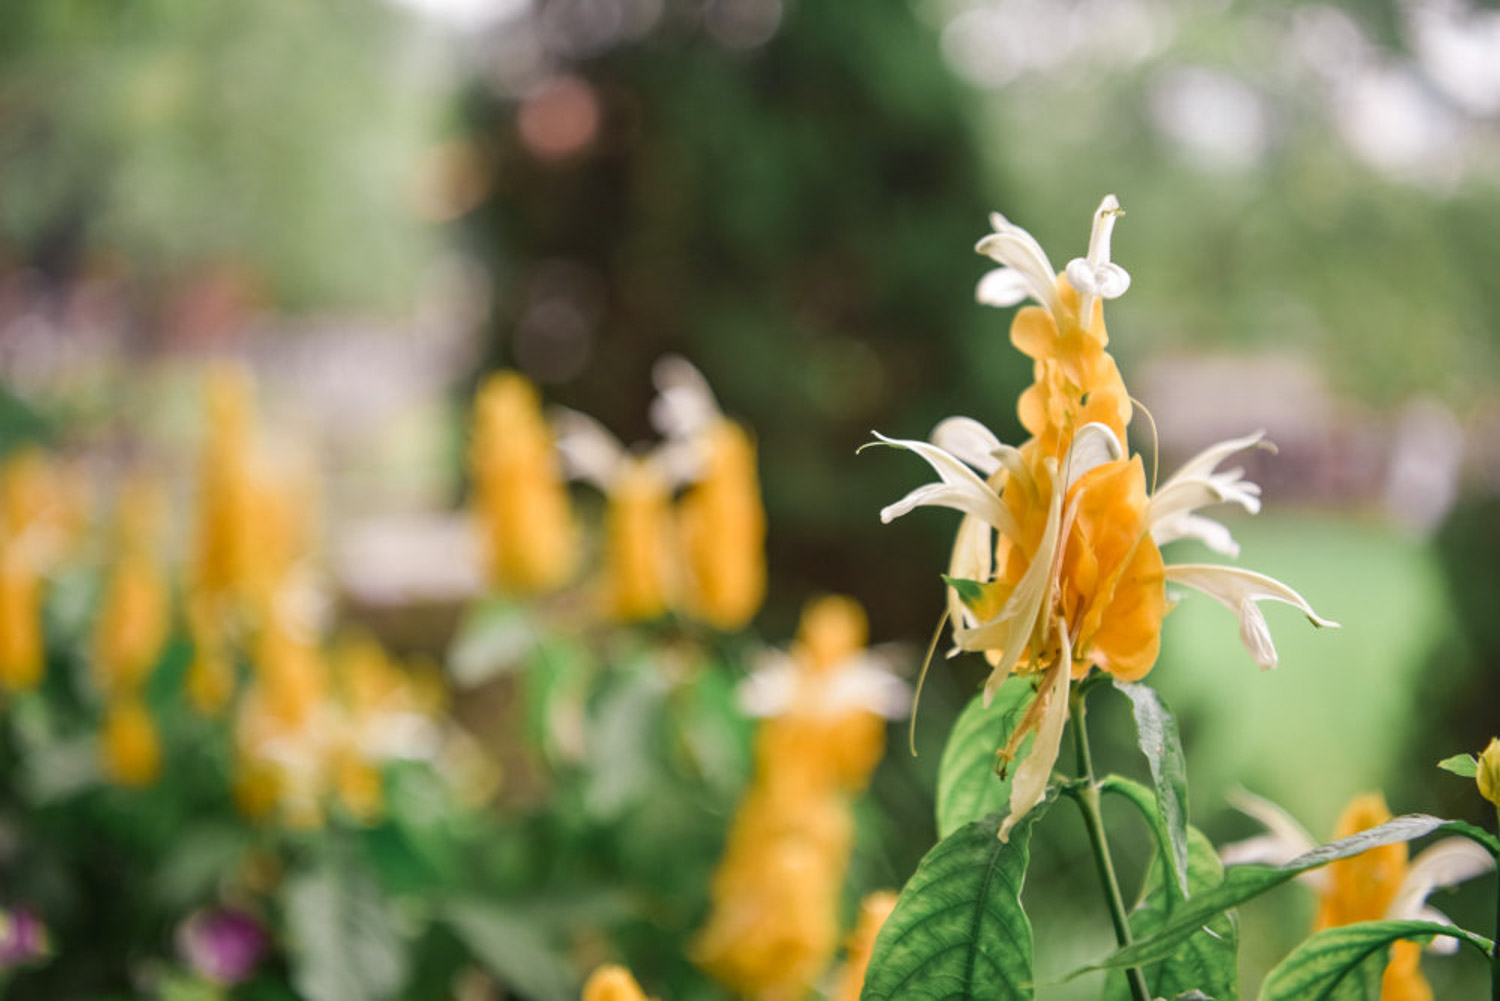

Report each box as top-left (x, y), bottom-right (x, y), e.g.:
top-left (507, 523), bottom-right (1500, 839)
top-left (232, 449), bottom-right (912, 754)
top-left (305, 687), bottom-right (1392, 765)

top-left (602, 459), bottom-right (675, 621)
top-left (92, 480), bottom-right (170, 696)
top-left (186, 597), bottom-right (236, 716)
top-left (582, 965), bottom-right (654, 1001)
top-left (831, 891), bottom-right (898, 1001)
top-left (470, 371), bottom-right (578, 595)
top-left (100, 697), bottom-right (163, 787)
top-left (192, 365), bottom-right (259, 604)
top-left (876, 197), bottom-right (1336, 837)
top-left (1477, 737), bottom-right (1500, 807)
top-left (0, 550), bottom-right (43, 691)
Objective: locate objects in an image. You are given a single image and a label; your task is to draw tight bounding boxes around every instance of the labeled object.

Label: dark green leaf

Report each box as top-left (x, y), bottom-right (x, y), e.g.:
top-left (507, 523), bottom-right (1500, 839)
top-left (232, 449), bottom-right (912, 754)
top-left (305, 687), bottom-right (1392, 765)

top-left (942, 575), bottom-right (987, 609)
top-left (1115, 681), bottom-right (1191, 898)
top-left (1102, 778), bottom-right (1238, 1001)
top-left (936, 680), bottom-right (1035, 839)
top-left (443, 900), bottom-right (575, 1001)
top-left (285, 863), bottom-right (407, 1001)
top-left (1258, 920), bottom-right (1494, 1001)
top-left (1437, 754), bottom-right (1479, 778)
top-left (862, 797), bottom-right (1054, 1000)
top-left (1075, 813), bottom-right (1447, 976)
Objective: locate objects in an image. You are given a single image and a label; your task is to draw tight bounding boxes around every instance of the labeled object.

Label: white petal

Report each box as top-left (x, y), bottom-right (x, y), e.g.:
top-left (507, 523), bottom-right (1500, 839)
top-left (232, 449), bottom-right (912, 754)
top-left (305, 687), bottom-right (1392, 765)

top-left (1411, 906), bottom-right (1461, 954)
top-left (1063, 422), bottom-right (1124, 489)
top-left (824, 656), bottom-right (912, 719)
top-left (737, 652), bottom-right (798, 717)
top-left (999, 631), bottom-right (1072, 842)
top-left (931, 416), bottom-right (1005, 476)
top-left (974, 228), bottom-right (1060, 315)
top-left (976, 268), bottom-right (1032, 308)
top-left (1150, 431), bottom-right (1269, 532)
top-left (947, 512), bottom-right (994, 629)
top-left (1388, 838), bottom-right (1495, 923)
top-left (649, 355), bottom-right (720, 439)
top-left (1151, 512), bottom-right (1241, 557)
top-left (1166, 430), bottom-right (1271, 485)
top-left (1087, 194), bottom-right (1123, 270)
top-left (871, 432), bottom-right (1017, 537)
top-left (551, 407), bottom-right (624, 489)
top-left (1163, 564), bottom-right (1340, 670)
top-left (1222, 788), bottom-right (1318, 862)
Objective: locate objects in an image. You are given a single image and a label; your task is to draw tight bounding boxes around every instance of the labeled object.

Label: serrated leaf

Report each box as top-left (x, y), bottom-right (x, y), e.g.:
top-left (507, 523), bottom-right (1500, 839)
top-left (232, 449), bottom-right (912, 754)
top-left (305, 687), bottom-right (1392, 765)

top-left (443, 900), bottom-right (575, 1001)
top-left (1075, 813), bottom-right (1448, 976)
top-left (863, 797), bottom-right (1053, 1000)
top-left (941, 575), bottom-right (988, 609)
top-left (285, 863), bottom-right (407, 1001)
top-left (1116, 681), bottom-right (1191, 898)
top-left (1437, 754), bottom-right (1479, 778)
top-left (1102, 778), bottom-right (1238, 1001)
top-left (936, 679), bottom-right (1035, 839)
top-left (1258, 920), bottom-right (1494, 1001)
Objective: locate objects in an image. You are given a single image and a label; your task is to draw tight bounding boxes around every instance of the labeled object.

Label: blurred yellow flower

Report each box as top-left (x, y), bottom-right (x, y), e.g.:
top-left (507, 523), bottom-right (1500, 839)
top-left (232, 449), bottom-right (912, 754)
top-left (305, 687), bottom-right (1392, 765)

top-left (1224, 790), bottom-right (1494, 1001)
top-left (876, 197), bottom-right (1335, 837)
top-left (582, 965), bottom-right (654, 1001)
top-left (470, 371), bottom-right (578, 595)
top-left (1478, 737), bottom-right (1500, 807)
top-left (192, 365), bottom-right (259, 605)
top-left (0, 448), bottom-right (84, 691)
top-left (694, 596), bottom-right (904, 1000)
top-left (92, 480), bottom-right (170, 696)
top-left (186, 597), bottom-right (236, 716)
top-left (100, 697), bottom-right (162, 788)
top-left (0, 550), bottom-right (43, 691)
top-left (651, 357), bottom-right (766, 630)
top-left (831, 890), bottom-right (898, 1001)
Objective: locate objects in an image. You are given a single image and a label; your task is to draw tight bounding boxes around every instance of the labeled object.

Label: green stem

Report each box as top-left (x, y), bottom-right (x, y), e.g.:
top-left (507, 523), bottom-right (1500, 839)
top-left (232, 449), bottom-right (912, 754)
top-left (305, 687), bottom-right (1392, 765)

top-left (1070, 687), bottom-right (1152, 1001)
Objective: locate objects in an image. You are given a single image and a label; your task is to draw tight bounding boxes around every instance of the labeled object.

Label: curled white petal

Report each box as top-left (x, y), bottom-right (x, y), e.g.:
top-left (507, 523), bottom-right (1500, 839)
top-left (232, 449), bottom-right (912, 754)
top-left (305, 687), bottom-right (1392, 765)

top-left (1164, 564), bottom-right (1339, 670)
top-left (1387, 837), bottom-right (1495, 925)
top-left (1150, 431), bottom-right (1270, 539)
top-left (552, 407), bottom-right (625, 489)
top-left (649, 355), bottom-right (721, 439)
top-left (931, 416), bottom-right (1006, 476)
top-left (871, 432), bottom-right (1018, 538)
top-left (1152, 512), bottom-right (1241, 557)
top-left (1066, 195), bottom-right (1131, 321)
top-left (975, 220), bottom-right (1060, 316)
top-left (947, 512), bottom-right (994, 630)
top-left (1412, 906), bottom-right (1462, 954)
top-left (824, 653), bottom-right (913, 719)
top-left (976, 268), bottom-right (1033, 308)
top-left (1063, 422), bottom-right (1124, 489)
top-left (999, 628), bottom-right (1072, 842)
top-left (736, 651), bottom-right (799, 717)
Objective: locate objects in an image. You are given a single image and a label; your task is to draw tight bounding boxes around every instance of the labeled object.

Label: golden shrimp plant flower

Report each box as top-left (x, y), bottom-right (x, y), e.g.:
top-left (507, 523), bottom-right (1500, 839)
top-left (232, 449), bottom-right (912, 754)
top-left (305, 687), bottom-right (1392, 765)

top-left (1223, 790), bottom-right (1495, 1001)
top-left (875, 196), bottom-right (1337, 837)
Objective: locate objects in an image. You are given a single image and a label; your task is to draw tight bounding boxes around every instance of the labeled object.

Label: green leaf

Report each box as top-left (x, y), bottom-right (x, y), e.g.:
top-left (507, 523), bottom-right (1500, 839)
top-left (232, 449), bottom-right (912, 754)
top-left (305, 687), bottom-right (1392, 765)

top-left (942, 575), bottom-right (987, 609)
top-left (936, 679), bottom-right (1035, 839)
top-left (1258, 920), bottom-right (1495, 1001)
top-left (1115, 681), bottom-right (1191, 898)
top-left (446, 597), bottom-right (537, 686)
top-left (1075, 813), bottom-right (1447, 976)
top-left (1437, 754), bottom-right (1479, 778)
top-left (284, 862), bottom-right (408, 1001)
top-left (1102, 778), bottom-right (1238, 1001)
top-left (862, 796), bottom-right (1054, 1000)
top-left (443, 900), bottom-right (575, 1001)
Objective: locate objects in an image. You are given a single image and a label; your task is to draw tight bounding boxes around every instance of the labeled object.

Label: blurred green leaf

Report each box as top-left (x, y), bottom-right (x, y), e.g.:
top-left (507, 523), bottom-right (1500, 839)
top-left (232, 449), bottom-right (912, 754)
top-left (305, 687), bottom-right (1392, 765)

top-left (935, 679), bottom-right (1033, 839)
top-left (863, 796), bottom-right (1054, 1001)
top-left (1258, 920), bottom-right (1493, 1001)
top-left (285, 860), bottom-right (408, 1001)
top-left (584, 662), bottom-right (669, 818)
top-left (446, 598), bottom-right (537, 687)
top-left (442, 900), bottom-right (574, 1001)
top-left (1115, 681), bottom-right (1191, 899)
top-left (151, 824), bottom-right (250, 908)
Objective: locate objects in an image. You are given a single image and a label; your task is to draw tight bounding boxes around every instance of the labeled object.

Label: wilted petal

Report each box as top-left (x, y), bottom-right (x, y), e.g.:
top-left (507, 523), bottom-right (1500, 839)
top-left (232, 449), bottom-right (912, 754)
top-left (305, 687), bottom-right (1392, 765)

top-left (999, 633), bottom-right (1072, 842)
top-left (1164, 564), bottom-right (1339, 670)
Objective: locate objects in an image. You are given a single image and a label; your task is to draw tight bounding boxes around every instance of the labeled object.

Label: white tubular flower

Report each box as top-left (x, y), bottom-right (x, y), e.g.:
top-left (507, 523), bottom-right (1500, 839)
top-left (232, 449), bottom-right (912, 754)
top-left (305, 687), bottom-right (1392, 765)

top-left (1064, 195), bottom-right (1132, 323)
top-left (649, 354), bottom-right (721, 441)
top-left (1149, 431), bottom-right (1271, 556)
top-left (1163, 564), bottom-right (1339, 671)
top-left (552, 407), bottom-right (627, 491)
top-left (975, 211), bottom-right (1063, 317)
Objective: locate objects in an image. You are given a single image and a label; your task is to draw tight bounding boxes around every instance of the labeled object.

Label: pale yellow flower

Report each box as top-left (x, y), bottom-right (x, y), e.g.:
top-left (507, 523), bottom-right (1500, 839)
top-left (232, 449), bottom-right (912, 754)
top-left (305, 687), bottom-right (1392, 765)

top-left (100, 696), bottom-right (163, 788)
top-left (92, 480), bottom-right (170, 696)
top-left (831, 891), bottom-right (898, 1001)
top-left (582, 965), bottom-right (654, 1001)
top-left (1477, 737), bottom-right (1500, 807)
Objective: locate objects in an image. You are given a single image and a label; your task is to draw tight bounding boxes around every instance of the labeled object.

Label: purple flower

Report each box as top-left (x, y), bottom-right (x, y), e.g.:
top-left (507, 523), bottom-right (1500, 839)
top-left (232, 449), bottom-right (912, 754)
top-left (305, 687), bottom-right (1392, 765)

top-left (177, 908), bottom-right (267, 985)
top-left (0, 908), bottom-right (49, 969)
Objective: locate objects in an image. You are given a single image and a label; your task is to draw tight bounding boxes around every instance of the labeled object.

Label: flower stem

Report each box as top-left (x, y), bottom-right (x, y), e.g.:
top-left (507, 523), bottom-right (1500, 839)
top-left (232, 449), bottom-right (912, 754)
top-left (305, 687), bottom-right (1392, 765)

top-left (1070, 685), bottom-right (1152, 1001)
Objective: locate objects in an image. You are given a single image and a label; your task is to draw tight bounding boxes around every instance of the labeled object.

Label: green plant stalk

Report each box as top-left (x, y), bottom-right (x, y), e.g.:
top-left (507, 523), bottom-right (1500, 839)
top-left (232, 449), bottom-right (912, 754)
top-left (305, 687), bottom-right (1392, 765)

top-left (1070, 687), bottom-right (1152, 1001)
